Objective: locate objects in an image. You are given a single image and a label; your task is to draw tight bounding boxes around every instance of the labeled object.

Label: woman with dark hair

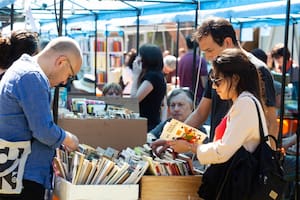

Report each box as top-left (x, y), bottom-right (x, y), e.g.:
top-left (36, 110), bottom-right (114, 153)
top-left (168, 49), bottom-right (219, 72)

top-left (131, 44), bottom-right (166, 131)
top-left (152, 48), bottom-right (269, 173)
top-left (0, 30), bottom-right (39, 80)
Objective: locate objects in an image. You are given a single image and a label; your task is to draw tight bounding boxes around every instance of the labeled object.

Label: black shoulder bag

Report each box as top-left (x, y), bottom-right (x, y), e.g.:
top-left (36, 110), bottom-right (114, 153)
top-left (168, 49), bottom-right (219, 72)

top-left (198, 98), bottom-right (287, 200)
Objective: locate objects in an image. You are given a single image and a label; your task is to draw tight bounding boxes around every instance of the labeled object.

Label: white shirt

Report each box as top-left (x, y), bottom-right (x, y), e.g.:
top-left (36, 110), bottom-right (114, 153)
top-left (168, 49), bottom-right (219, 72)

top-left (197, 92), bottom-right (269, 165)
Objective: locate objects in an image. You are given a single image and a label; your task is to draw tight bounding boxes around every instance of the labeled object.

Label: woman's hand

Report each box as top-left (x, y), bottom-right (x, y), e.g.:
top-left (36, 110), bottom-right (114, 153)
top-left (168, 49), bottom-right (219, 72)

top-left (168, 139), bottom-right (194, 153)
top-left (150, 139), bottom-right (170, 157)
top-left (132, 57), bottom-right (142, 75)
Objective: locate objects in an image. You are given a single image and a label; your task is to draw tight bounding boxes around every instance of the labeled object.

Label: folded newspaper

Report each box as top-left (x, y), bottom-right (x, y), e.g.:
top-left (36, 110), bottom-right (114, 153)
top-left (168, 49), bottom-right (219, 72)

top-left (160, 119), bottom-right (207, 144)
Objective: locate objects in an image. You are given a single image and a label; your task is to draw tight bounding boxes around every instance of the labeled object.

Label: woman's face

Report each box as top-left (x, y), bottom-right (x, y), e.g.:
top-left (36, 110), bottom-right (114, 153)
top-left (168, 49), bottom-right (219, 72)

top-left (169, 92), bottom-right (193, 122)
top-left (211, 72), bottom-right (238, 101)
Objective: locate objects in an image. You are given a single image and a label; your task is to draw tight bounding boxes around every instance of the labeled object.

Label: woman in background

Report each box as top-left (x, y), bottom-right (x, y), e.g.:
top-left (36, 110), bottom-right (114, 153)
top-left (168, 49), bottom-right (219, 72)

top-left (0, 30), bottom-right (39, 80)
top-left (131, 44), bottom-right (166, 131)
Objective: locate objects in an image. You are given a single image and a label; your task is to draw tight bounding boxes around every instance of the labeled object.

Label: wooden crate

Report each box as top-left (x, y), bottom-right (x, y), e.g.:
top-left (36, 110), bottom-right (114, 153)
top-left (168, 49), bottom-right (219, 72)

top-left (140, 176), bottom-right (202, 200)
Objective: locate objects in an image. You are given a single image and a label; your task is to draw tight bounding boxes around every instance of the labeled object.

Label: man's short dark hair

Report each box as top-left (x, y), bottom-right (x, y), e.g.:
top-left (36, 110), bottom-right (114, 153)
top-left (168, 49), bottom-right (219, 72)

top-left (193, 17), bottom-right (239, 47)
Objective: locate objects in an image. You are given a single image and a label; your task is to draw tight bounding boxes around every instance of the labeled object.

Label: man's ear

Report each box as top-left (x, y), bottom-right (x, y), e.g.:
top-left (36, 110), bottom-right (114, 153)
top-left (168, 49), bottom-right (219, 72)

top-left (223, 37), bottom-right (234, 48)
top-left (55, 55), bottom-right (66, 69)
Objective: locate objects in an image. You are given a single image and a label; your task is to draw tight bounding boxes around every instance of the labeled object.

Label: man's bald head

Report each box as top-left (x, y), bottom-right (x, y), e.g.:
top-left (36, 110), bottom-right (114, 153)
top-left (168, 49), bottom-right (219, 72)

top-left (43, 37), bottom-right (82, 67)
top-left (37, 36), bottom-right (83, 87)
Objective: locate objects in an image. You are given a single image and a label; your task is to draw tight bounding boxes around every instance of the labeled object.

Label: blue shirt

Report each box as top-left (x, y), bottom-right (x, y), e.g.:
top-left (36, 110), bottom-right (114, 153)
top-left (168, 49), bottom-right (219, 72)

top-left (0, 54), bottom-right (66, 189)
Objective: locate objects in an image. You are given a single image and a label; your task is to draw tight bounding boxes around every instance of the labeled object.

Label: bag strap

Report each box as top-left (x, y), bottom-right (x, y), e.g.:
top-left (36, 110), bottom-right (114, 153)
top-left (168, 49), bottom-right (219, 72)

top-left (251, 98), bottom-right (267, 142)
top-left (251, 97), bottom-right (279, 149)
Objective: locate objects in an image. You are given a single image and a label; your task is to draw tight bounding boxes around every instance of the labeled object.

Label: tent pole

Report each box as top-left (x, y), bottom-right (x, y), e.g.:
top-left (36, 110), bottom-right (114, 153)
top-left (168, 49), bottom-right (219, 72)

top-left (278, 0), bottom-right (290, 149)
top-left (53, 0), bottom-right (65, 124)
top-left (191, 1), bottom-right (199, 104)
top-left (175, 21), bottom-right (180, 87)
top-left (94, 14), bottom-right (98, 94)
top-left (10, 4), bottom-right (14, 31)
top-left (105, 24), bottom-right (108, 83)
top-left (136, 9), bottom-right (141, 53)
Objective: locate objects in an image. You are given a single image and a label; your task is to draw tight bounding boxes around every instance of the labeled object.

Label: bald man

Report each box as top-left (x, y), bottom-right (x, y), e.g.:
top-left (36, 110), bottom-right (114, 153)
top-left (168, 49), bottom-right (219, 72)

top-left (0, 37), bottom-right (82, 199)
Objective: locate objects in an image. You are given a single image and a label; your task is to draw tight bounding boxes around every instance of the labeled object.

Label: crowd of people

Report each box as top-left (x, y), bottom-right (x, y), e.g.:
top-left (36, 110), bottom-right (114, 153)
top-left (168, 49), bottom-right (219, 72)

top-left (0, 15), bottom-right (299, 199)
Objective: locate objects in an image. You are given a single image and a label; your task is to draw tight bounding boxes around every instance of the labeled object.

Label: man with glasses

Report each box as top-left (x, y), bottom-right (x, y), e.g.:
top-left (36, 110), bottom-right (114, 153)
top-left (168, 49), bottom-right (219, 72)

top-left (0, 36), bottom-right (82, 199)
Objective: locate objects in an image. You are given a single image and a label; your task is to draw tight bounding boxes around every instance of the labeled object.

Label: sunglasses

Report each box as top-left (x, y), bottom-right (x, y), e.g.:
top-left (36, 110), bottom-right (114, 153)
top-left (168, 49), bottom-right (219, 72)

top-left (210, 77), bottom-right (224, 87)
top-left (209, 70), bottom-right (224, 87)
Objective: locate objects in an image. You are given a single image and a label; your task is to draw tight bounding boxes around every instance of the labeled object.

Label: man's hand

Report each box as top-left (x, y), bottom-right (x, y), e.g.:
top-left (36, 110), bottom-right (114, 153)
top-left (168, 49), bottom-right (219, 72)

top-left (62, 131), bottom-right (79, 152)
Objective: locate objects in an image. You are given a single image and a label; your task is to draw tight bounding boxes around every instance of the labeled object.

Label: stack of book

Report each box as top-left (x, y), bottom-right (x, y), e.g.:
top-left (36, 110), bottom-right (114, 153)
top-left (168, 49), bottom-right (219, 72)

top-left (53, 144), bottom-right (149, 185)
top-left (69, 98), bottom-right (138, 119)
top-left (132, 144), bottom-right (199, 176)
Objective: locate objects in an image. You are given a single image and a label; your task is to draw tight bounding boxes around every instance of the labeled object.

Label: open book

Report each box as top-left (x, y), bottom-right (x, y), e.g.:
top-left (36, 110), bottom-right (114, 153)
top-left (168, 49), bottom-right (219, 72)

top-left (160, 119), bottom-right (207, 144)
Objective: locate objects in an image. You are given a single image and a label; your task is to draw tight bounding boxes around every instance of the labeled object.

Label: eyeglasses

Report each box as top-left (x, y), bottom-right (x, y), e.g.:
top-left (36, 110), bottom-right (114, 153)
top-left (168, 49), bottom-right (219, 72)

top-left (66, 59), bottom-right (75, 80)
top-left (210, 77), bottom-right (223, 87)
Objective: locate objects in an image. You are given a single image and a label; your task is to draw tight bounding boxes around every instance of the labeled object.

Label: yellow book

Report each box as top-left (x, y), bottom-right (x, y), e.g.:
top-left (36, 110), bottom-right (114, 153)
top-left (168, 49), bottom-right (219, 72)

top-left (160, 119), bottom-right (207, 144)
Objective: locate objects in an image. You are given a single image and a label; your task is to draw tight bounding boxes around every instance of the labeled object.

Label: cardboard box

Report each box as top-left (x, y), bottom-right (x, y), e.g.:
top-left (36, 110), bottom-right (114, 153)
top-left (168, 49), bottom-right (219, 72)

top-left (58, 118), bottom-right (147, 150)
top-left (140, 176), bottom-right (203, 200)
top-left (54, 176), bottom-right (139, 200)
top-left (68, 94), bottom-right (140, 113)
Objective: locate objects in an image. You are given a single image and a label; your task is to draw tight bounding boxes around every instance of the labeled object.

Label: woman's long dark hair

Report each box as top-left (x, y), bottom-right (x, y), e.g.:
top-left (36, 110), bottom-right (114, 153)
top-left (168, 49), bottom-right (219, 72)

top-left (212, 48), bottom-right (263, 104)
top-left (137, 44), bottom-right (163, 85)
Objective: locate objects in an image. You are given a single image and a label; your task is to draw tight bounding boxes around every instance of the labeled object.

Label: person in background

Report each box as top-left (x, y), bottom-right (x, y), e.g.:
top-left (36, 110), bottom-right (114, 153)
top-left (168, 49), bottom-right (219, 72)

top-left (0, 30), bottom-right (39, 80)
top-left (0, 37), bottom-right (11, 80)
top-left (131, 44), bottom-right (166, 132)
top-left (163, 49), bottom-right (170, 57)
top-left (0, 36), bottom-right (82, 200)
top-left (120, 48), bottom-right (136, 96)
top-left (251, 48), bottom-right (282, 108)
top-left (163, 55), bottom-right (177, 83)
top-left (271, 43), bottom-right (299, 100)
top-left (152, 50), bottom-right (268, 199)
top-left (178, 47), bottom-right (186, 61)
top-left (178, 35), bottom-right (208, 103)
top-left (102, 82), bottom-right (123, 97)
top-left (147, 88), bottom-right (206, 142)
